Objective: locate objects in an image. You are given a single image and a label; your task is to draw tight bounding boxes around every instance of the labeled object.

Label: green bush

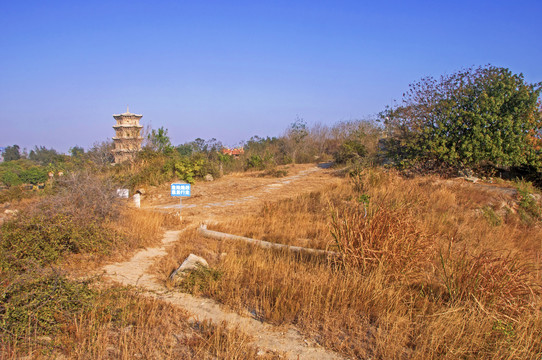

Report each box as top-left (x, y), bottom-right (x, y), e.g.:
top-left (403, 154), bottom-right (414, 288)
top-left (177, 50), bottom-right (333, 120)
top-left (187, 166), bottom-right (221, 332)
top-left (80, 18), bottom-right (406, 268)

top-left (0, 172), bottom-right (121, 271)
top-left (333, 139), bottom-right (367, 164)
top-left (0, 213), bottom-right (117, 271)
top-left (245, 153), bottom-right (274, 170)
top-left (382, 66), bottom-right (542, 170)
top-left (0, 270), bottom-right (96, 339)
top-left (177, 265), bottom-right (223, 295)
top-left (516, 181), bottom-right (541, 223)
top-left (0, 159), bottom-right (48, 187)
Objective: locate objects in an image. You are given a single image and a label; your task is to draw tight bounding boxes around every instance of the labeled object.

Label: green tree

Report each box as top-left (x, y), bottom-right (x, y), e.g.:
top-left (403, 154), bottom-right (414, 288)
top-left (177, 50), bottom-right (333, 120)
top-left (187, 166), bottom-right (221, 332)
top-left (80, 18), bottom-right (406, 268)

top-left (286, 117), bottom-right (308, 163)
top-left (70, 146), bottom-right (85, 157)
top-left (29, 146), bottom-right (59, 166)
top-left (3, 145), bottom-right (21, 161)
top-left (147, 127), bottom-right (173, 153)
top-left (382, 66), bottom-right (542, 169)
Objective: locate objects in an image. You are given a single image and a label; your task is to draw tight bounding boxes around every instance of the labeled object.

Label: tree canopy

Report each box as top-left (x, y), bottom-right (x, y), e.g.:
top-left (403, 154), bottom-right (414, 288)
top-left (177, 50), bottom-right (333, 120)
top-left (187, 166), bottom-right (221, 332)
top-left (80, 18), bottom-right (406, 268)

top-left (3, 145), bottom-right (21, 162)
top-left (382, 66), bottom-right (542, 169)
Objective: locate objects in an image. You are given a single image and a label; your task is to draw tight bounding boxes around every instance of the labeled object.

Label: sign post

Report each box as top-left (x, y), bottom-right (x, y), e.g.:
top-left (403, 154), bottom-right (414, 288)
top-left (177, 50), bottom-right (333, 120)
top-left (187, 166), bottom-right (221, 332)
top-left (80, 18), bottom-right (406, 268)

top-left (171, 183), bottom-right (191, 220)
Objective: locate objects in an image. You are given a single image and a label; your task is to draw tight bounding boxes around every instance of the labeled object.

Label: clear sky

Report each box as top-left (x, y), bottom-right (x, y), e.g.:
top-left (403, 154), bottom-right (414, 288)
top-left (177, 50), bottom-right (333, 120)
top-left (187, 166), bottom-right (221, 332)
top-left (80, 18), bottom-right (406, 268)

top-left (1, 0), bottom-right (541, 152)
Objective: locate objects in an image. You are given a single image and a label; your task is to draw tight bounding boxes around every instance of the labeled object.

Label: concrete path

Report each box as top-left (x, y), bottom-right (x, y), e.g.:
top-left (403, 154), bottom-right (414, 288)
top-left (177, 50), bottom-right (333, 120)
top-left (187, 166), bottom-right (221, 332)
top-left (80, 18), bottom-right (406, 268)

top-left (103, 229), bottom-right (343, 360)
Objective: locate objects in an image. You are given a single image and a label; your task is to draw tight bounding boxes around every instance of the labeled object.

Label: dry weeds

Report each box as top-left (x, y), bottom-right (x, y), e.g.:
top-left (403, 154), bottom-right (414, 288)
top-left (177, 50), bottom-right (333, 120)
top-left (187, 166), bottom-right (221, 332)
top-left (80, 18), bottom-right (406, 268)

top-left (2, 285), bottom-right (280, 359)
top-left (156, 167), bottom-right (542, 359)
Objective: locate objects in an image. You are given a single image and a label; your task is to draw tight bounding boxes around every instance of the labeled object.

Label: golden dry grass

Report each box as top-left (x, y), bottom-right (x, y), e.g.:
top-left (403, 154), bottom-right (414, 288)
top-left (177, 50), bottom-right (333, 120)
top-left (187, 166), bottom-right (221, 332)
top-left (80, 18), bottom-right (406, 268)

top-left (61, 207), bottom-right (177, 274)
top-left (156, 167), bottom-right (542, 359)
top-left (2, 285), bottom-right (281, 360)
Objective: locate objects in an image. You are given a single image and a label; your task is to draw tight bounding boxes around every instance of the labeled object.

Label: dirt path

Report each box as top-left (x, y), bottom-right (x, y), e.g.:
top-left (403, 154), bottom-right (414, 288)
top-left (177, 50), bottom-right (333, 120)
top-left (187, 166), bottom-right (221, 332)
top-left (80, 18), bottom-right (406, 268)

top-left (102, 164), bottom-right (344, 359)
top-left (147, 164), bottom-right (340, 224)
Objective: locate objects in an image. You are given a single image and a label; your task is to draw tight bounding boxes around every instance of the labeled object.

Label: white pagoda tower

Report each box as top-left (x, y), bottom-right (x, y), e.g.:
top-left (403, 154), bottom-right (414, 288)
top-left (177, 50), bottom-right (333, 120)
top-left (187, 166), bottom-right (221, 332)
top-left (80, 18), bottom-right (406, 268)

top-left (112, 106), bottom-right (143, 164)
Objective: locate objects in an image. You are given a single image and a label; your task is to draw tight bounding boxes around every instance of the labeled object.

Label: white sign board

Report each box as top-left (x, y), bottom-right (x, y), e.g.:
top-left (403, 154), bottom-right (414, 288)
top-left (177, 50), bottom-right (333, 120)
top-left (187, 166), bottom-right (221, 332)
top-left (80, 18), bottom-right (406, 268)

top-left (171, 183), bottom-right (191, 197)
top-left (171, 183), bottom-right (191, 220)
top-left (117, 188), bottom-right (129, 198)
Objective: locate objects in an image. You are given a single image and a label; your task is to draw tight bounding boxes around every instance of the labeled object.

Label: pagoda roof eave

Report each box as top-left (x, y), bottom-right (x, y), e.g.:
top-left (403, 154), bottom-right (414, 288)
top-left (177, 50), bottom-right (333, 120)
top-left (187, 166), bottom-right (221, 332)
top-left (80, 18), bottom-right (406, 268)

top-left (113, 113), bottom-right (143, 118)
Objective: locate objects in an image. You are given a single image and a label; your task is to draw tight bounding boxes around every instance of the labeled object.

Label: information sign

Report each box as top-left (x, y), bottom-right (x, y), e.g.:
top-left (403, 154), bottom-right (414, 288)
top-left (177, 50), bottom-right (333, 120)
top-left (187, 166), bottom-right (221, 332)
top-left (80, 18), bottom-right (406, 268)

top-left (171, 183), bottom-right (191, 220)
top-left (171, 183), bottom-right (191, 197)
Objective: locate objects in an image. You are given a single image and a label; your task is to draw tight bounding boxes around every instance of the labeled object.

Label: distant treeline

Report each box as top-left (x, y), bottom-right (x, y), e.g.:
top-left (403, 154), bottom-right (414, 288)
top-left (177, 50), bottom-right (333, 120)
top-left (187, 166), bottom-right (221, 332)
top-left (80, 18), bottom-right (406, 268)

top-left (2, 64), bottom-right (541, 194)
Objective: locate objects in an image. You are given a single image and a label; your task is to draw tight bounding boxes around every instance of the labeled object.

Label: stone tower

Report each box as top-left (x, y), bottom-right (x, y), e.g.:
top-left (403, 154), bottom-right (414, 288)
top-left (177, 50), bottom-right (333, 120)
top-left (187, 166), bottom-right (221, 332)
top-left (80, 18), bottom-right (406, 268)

top-left (112, 106), bottom-right (143, 164)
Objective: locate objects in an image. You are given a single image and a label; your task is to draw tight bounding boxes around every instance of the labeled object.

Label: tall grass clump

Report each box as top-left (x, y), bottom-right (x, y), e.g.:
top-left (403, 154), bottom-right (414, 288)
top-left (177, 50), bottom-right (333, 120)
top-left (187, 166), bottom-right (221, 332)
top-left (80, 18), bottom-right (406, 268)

top-left (331, 202), bottom-right (433, 278)
top-left (438, 245), bottom-right (539, 318)
top-left (2, 276), bottom-right (277, 359)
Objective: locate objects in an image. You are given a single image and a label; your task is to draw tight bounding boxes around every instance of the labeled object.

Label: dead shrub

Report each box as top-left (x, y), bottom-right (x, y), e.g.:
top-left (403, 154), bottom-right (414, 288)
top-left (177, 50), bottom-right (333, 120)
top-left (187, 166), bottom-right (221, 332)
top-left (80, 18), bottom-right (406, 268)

top-left (330, 201), bottom-right (433, 279)
top-left (44, 170), bottom-right (121, 222)
top-left (437, 245), bottom-right (540, 317)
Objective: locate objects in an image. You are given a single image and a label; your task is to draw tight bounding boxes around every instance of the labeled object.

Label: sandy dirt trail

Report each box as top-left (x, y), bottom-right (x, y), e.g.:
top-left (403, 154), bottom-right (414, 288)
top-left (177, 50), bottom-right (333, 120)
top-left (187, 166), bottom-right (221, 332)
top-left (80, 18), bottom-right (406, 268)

top-left (102, 164), bottom-right (345, 360)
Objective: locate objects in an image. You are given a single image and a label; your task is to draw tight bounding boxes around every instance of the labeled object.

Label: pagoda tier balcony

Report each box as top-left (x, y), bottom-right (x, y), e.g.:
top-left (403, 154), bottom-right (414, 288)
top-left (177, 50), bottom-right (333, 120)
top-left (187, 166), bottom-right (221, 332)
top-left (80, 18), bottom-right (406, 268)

top-left (113, 124), bottom-right (143, 129)
top-left (112, 136), bottom-right (143, 140)
top-left (112, 148), bottom-right (141, 153)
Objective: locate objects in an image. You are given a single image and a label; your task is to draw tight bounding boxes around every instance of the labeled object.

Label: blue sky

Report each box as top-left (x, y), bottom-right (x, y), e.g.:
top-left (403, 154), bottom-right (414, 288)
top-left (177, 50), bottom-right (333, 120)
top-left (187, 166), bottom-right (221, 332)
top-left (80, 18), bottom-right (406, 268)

top-left (1, 0), bottom-right (541, 152)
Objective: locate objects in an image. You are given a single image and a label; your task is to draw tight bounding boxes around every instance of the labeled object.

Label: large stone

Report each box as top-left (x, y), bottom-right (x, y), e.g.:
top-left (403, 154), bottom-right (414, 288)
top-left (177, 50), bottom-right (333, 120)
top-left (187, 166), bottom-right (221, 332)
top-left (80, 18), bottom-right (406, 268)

top-left (169, 254), bottom-right (209, 281)
top-left (204, 174), bottom-right (214, 181)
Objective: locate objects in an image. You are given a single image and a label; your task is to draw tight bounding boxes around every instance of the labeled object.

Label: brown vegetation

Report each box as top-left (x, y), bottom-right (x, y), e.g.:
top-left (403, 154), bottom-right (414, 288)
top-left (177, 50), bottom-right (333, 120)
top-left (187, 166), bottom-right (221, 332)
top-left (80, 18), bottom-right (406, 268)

top-left (2, 283), bottom-right (280, 359)
top-left (156, 168), bottom-right (542, 359)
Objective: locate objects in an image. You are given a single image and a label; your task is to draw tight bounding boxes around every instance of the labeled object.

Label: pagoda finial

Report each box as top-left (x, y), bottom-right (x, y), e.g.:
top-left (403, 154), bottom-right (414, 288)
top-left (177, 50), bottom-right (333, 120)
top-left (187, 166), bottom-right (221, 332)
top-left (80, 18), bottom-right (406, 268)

top-left (126, 105), bottom-right (129, 113)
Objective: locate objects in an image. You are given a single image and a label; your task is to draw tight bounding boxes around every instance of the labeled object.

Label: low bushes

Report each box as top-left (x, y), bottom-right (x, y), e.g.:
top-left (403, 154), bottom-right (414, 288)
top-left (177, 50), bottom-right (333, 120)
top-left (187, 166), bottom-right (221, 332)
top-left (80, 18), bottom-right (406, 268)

top-left (0, 172), bottom-right (121, 271)
top-left (0, 171), bottom-right (172, 355)
top-left (0, 270), bottom-right (96, 341)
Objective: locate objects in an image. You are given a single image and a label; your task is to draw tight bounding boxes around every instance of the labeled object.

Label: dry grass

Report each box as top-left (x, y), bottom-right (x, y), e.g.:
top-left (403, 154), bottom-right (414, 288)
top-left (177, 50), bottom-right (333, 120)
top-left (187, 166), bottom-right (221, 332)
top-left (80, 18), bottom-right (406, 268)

top-left (211, 182), bottom-right (350, 250)
top-left (155, 167), bottom-right (542, 359)
top-left (2, 285), bottom-right (280, 359)
top-left (61, 207), bottom-right (176, 274)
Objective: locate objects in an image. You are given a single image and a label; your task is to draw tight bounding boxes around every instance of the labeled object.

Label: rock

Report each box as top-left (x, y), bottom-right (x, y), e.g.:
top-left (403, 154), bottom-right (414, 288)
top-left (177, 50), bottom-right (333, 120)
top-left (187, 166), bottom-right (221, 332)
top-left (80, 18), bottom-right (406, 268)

top-left (465, 176), bottom-right (479, 183)
top-left (169, 254), bottom-right (209, 281)
top-left (4, 209), bottom-right (18, 215)
top-left (204, 174), bottom-right (214, 181)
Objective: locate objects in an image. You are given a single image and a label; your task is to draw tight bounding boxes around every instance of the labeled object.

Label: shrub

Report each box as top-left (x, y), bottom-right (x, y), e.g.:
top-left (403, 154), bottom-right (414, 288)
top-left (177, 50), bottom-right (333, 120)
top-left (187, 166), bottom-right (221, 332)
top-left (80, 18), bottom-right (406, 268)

top-left (0, 172), bottom-right (121, 271)
top-left (382, 66), bottom-right (542, 170)
top-left (0, 270), bottom-right (96, 340)
top-left (516, 180), bottom-right (541, 222)
top-left (245, 154), bottom-right (275, 170)
top-left (437, 246), bottom-right (538, 317)
top-left (333, 139), bottom-right (367, 164)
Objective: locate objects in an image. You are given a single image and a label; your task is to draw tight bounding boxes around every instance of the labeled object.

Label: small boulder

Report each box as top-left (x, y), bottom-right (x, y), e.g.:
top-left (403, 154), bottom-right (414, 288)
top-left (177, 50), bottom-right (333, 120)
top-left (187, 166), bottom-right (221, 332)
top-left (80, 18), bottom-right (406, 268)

top-left (204, 174), bottom-right (214, 181)
top-left (169, 254), bottom-right (209, 281)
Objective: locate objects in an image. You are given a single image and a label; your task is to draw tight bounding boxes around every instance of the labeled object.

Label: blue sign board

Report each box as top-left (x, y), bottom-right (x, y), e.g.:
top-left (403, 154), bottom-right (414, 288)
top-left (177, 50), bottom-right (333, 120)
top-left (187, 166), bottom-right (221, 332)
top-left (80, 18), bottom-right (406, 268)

top-left (171, 183), bottom-right (191, 197)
